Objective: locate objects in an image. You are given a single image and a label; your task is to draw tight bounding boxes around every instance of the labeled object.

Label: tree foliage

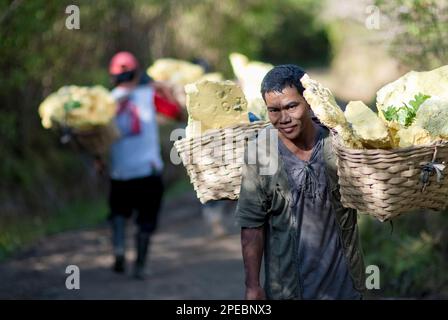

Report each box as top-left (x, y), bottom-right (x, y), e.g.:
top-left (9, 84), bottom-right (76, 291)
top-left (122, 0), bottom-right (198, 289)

top-left (376, 0), bottom-right (448, 70)
top-left (0, 0), bottom-right (330, 211)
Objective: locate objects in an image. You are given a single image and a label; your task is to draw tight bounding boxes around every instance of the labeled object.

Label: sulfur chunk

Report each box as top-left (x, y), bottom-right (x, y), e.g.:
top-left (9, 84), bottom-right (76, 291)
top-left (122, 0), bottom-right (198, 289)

top-left (345, 101), bottom-right (392, 148)
top-left (184, 80), bottom-right (249, 138)
top-left (198, 72), bottom-right (224, 82)
top-left (377, 65), bottom-right (448, 119)
top-left (229, 53), bottom-right (272, 120)
top-left (38, 85), bottom-right (116, 130)
top-left (414, 97), bottom-right (448, 139)
top-left (38, 92), bottom-right (65, 129)
top-left (386, 121), bottom-right (402, 148)
top-left (300, 74), bottom-right (362, 148)
top-left (147, 58), bottom-right (205, 86)
top-left (396, 125), bottom-right (432, 148)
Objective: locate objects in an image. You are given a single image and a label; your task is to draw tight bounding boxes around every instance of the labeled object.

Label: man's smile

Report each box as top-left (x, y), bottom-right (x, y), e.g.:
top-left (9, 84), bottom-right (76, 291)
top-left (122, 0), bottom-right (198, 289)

top-left (280, 125), bottom-right (297, 134)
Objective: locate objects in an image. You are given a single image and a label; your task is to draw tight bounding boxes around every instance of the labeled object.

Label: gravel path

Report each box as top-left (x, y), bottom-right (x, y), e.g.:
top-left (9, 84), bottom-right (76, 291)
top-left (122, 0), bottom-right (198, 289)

top-left (0, 192), bottom-right (245, 299)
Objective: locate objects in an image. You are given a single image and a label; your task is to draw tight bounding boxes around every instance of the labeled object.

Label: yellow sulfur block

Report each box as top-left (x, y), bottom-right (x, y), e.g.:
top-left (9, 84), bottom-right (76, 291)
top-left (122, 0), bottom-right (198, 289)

top-left (184, 80), bottom-right (249, 138)
top-left (415, 97), bottom-right (448, 140)
top-left (147, 58), bottom-right (204, 87)
top-left (377, 65), bottom-right (448, 119)
top-left (300, 74), bottom-right (362, 148)
top-left (345, 101), bottom-right (392, 148)
top-left (396, 125), bottom-right (433, 148)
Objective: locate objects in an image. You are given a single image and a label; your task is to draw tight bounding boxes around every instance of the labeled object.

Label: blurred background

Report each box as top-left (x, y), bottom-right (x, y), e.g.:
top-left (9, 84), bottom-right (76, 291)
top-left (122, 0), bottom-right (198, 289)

top-left (0, 0), bottom-right (447, 299)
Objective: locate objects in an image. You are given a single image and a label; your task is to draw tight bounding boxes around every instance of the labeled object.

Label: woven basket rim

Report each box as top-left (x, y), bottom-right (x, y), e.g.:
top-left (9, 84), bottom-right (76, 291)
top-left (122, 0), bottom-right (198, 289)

top-left (175, 120), bottom-right (271, 144)
top-left (331, 133), bottom-right (448, 153)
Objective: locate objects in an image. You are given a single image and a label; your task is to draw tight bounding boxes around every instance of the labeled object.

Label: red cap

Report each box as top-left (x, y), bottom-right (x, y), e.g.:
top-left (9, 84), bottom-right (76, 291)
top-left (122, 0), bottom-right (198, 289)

top-left (109, 51), bottom-right (139, 75)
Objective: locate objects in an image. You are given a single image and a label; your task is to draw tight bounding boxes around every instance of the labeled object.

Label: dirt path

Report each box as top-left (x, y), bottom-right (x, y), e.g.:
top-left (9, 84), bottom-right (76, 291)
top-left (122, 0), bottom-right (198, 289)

top-left (0, 192), bottom-right (245, 299)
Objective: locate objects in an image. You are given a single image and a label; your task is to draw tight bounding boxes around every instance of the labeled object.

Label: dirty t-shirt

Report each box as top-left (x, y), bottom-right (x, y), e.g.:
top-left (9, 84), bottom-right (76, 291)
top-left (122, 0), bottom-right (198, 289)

top-left (278, 128), bottom-right (361, 300)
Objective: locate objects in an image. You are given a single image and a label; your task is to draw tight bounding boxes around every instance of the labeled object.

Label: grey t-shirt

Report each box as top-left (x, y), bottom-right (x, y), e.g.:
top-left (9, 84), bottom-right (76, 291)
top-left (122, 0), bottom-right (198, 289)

top-left (278, 128), bottom-right (361, 300)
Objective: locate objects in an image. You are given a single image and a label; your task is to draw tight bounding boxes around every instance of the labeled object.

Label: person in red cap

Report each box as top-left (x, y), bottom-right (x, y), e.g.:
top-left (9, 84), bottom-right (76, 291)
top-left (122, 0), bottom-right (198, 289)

top-left (105, 51), bottom-right (183, 279)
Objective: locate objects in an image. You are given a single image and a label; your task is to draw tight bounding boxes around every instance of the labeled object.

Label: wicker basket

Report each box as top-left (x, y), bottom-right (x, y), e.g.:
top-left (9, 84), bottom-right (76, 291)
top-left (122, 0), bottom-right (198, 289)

top-left (174, 121), bottom-right (270, 204)
top-left (333, 137), bottom-right (448, 221)
top-left (69, 122), bottom-right (120, 156)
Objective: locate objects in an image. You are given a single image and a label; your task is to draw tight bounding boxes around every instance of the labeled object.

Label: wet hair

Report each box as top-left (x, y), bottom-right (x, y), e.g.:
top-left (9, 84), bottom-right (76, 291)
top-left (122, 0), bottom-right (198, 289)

top-left (260, 64), bottom-right (306, 101)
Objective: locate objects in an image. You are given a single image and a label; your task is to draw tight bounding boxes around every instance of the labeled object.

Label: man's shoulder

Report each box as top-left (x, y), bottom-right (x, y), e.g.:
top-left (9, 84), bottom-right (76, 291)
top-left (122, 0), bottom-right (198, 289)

top-left (133, 84), bottom-right (154, 97)
top-left (318, 124), bottom-right (339, 189)
top-left (244, 124), bottom-right (279, 168)
top-left (320, 125), bottom-right (335, 162)
top-left (240, 123), bottom-right (286, 196)
top-left (246, 123), bottom-right (276, 152)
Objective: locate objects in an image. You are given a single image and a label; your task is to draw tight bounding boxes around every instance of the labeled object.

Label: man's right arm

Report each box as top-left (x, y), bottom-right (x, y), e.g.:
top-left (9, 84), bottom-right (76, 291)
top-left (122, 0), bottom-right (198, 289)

top-left (236, 143), bottom-right (269, 300)
top-left (241, 226), bottom-right (265, 300)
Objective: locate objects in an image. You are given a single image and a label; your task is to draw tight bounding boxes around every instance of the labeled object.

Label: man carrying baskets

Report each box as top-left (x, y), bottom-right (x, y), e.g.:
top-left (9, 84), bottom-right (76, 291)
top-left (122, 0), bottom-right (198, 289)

top-left (236, 65), bottom-right (366, 299)
top-left (105, 51), bottom-right (182, 279)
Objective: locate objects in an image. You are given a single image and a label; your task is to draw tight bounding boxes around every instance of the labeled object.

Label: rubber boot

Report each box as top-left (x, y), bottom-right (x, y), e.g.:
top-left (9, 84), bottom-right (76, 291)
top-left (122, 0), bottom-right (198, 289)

top-left (111, 215), bottom-right (126, 273)
top-left (133, 231), bottom-right (151, 280)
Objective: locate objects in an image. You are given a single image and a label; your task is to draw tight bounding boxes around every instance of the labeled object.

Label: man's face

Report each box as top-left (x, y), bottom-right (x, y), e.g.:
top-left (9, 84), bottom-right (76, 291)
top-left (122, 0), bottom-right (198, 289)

top-left (264, 85), bottom-right (311, 141)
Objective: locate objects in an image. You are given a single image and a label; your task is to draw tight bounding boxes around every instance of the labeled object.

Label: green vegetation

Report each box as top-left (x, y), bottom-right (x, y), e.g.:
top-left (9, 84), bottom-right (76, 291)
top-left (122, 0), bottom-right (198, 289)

top-left (0, 199), bottom-right (107, 261)
top-left (382, 93), bottom-right (431, 127)
top-left (360, 212), bottom-right (448, 298)
top-left (376, 0), bottom-right (448, 70)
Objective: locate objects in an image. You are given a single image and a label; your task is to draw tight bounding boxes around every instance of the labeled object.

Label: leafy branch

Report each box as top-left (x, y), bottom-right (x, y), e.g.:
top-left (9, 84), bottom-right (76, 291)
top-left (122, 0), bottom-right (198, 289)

top-left (382, 93), bottom-right (431, 127)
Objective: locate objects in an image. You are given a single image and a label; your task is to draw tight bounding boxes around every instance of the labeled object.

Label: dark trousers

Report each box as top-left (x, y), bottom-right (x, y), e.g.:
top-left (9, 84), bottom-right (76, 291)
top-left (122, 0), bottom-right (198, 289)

top-left (109, 175), bottom-right (164, 233)
top-left (108, 175), bottom-right (164, 256)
